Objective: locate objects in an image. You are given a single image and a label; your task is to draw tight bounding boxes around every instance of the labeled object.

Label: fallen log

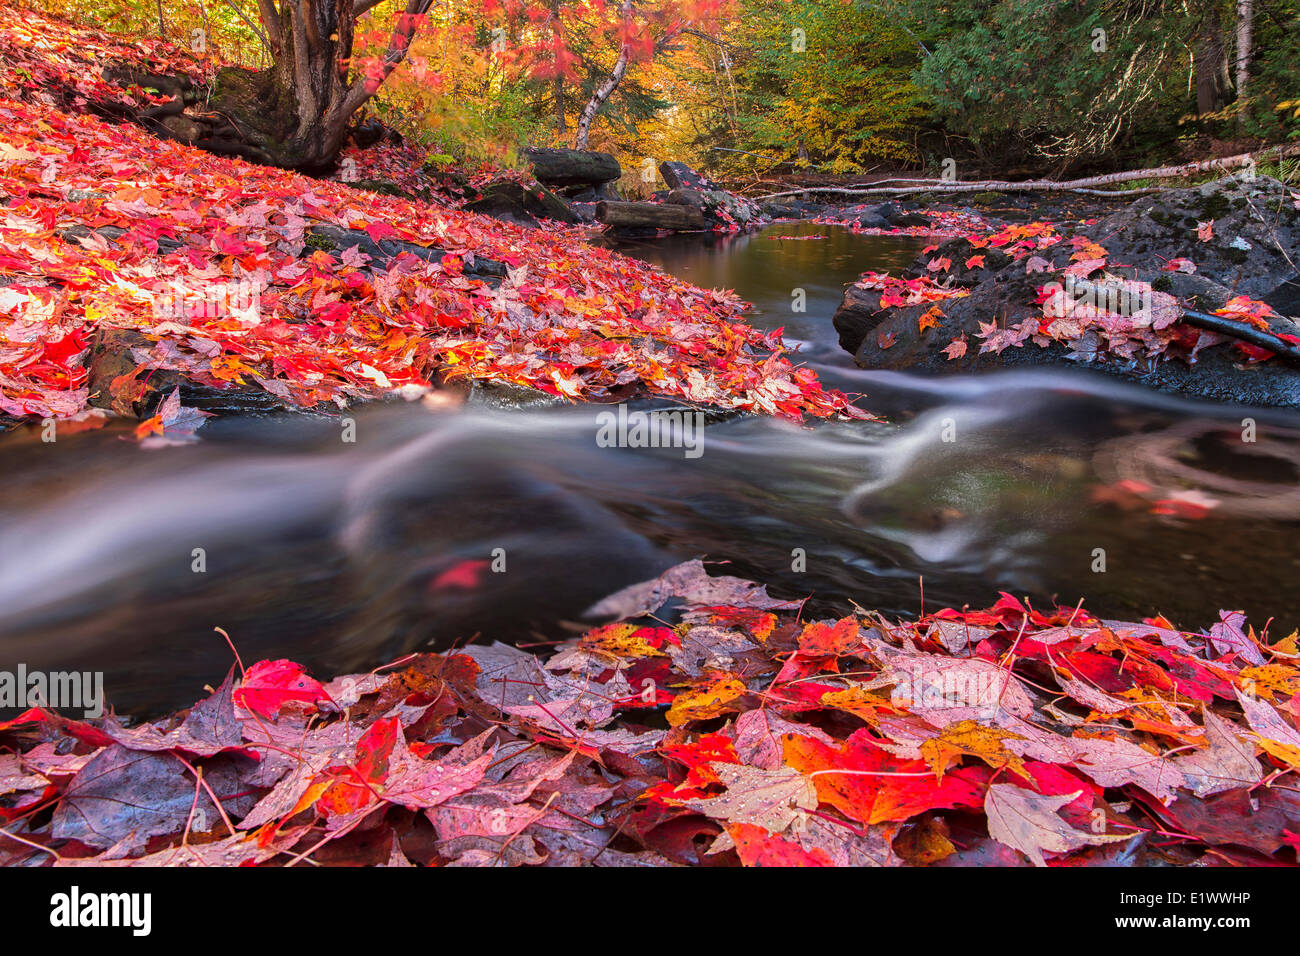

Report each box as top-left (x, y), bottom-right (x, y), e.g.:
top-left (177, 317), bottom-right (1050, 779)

top-left (595, 201), bottom-right (708, 231)
top-left (1180, 309), bottom-right (1300, 367)
top-left (755, 144), bottom-right (1300, 200)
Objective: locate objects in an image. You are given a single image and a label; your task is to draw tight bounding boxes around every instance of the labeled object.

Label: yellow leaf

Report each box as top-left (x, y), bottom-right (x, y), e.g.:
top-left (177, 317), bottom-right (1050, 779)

top-left (1255, 738), bottom-right (1300, 770)
top-left (580, 622), bottom-right (667, 661)
top-left (918, 719), bottom-right (1028, 781)
top-left (1238, 664), bottom-right (1300, 700)
top-left (819, 686), bottom-right (896, 725)
top-left (918, 305), bottom-right (943, 333)
top-left (666, 676), bottom-right (747, 727)
top-left (209, 354), bottom-right (250, 384)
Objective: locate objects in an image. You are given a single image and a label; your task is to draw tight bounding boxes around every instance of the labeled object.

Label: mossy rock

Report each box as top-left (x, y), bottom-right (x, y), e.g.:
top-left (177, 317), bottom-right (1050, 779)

top-left (1196, 192), bottom-right (1233, 220)
top-left (351, 178), bottom-right (413, 200)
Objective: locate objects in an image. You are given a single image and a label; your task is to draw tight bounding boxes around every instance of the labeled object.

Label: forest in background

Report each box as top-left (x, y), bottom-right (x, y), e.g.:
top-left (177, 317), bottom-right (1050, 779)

top-left (37, 0), bottom-right (1300, 193)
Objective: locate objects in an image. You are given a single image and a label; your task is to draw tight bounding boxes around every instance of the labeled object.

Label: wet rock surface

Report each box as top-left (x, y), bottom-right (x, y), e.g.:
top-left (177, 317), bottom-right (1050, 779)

top-left (85, 327), bottom-right (293, 417)
top-left (524, 147), bottom-right (621, 194)
top-left (74, 223), bottom-right (513, 429)
top-left (836, 176), bottom-right (1300, 408)
top-left (654, 161), bottom-right (767, 230)
top-left (1085, 177), bottom-right (1300, 302)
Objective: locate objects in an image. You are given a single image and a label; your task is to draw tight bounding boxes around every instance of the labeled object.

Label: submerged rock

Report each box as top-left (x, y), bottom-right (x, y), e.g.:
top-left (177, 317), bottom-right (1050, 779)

top-left (85, 327), bottom-right (291, 417)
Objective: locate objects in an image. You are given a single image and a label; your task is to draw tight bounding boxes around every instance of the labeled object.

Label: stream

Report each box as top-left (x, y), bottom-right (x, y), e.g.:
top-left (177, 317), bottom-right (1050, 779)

top-left (3, 221), bottom-right (1300, 715)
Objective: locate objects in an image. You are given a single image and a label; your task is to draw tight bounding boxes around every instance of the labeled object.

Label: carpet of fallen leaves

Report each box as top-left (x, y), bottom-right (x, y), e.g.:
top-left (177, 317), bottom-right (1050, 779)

top-left (0, 6), bottom-right (213, 114)
top-left (0, 7), bottom-right (866, 423)
top-left (3, 559), bottom-right (1299, 867)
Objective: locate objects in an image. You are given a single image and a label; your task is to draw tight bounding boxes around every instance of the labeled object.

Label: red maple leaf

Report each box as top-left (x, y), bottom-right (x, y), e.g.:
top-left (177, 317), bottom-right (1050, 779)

top-left (234, 659), bottom-right (332, 717)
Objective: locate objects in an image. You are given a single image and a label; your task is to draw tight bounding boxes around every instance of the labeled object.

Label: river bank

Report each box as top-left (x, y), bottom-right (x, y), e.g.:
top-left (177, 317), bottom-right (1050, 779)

top-left (824, 177), bottom-right (1300, 407)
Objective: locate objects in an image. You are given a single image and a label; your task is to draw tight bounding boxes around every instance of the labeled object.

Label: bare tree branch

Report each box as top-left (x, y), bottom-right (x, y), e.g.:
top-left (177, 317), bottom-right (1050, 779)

top-left (255, 0), bottom-right (283, 51)
top-left (755, 144), bottom-right (1300, 200)
top-left (340, 0), bottom-right (433, 116)
top-left (221, 0), bottom-right (271, 48)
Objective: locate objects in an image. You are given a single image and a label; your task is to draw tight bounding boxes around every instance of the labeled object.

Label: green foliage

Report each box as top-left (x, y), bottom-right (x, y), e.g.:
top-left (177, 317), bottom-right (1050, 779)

top-left (371, 77), bottom-right (545, 168)
top-left (723, 0), bottom-right (927, 171)
top-left (35, 0), bottom-right (267, 66)
top-left (35, 0), bottom-right (1300, 179)
top-left (1237, 1), bottom-right (1300, 142)
top-left (908, 0), bottom-right (1199, 164)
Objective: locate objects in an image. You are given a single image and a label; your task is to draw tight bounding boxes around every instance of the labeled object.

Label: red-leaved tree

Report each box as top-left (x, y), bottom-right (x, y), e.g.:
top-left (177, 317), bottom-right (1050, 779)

top-left (202, 0), bottom-right (721, 168)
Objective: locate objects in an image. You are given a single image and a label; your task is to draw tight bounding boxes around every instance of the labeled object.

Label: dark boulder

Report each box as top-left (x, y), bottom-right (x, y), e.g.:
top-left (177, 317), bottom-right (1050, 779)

top-left (568, 181), bottom-right (622, 203)
top-left (832, 284), bottom-right (884, 355)
top-left (876, 201), bottom-right (930, 228)
top-left (568, 202), bottom-right (599, 224)
top-left (851, 290), bottom-right (1300, 408)
top-left (524, 147), bottom-right (621, 194)
top-left (657, 161), bottom-right (716, 192)
top-left (834, 237), bottom-right (1012, 354)
top-left (1081, 176), bottom-right (1300, 300)
top-left (1265, 275), bottom-right (1300, 319)
top-left (56, 222), bottom-right (183, 255)
top-left (653, 162), bottom-right (766, 229)
top-left (900, 237), bottom-right (1015, 288)
top-left (851, 208), bottom-right (892, 230)
top-left (85, 327), bottom-right (287, 418)
top-left (463, 380), bottom-right (566, 411)
top-left (157, 114), bottom-right (202, 145)
top-left (422, 168), bottom-right (476, 205)
top-left (759, 198), bottom-right (824, 219)
top-left (347, 117), bottom-right (387, 150)
top-left (85, 327), bottom-right (155, 415)
top-left (463, 180), bottom-right (580, 228)
top-left (306, 224), bottom-right (507, 284)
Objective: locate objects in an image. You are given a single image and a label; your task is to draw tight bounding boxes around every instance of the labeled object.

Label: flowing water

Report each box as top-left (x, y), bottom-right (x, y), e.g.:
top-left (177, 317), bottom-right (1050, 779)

top-left (4, 222), bottom-right (1300, 715)
top-left (599, 219), bottom-right (925, 391)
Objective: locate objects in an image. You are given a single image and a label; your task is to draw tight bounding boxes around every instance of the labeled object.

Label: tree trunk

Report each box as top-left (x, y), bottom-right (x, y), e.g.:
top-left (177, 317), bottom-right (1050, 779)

top-left (203, 0), bottom-right (429, 170)
top-left (573, 0), bottom-right (632, 149)
top-left (753, 143), bottom-right (1300, 200)
top-left (1194, 20), bottom-right (1229, 115)
top-left (1235, 0), bottom-right (1254, 99)
top-left (572, 1), bottom-right (686, 150)
top-left (551, 0), bottom-right (565, 134)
